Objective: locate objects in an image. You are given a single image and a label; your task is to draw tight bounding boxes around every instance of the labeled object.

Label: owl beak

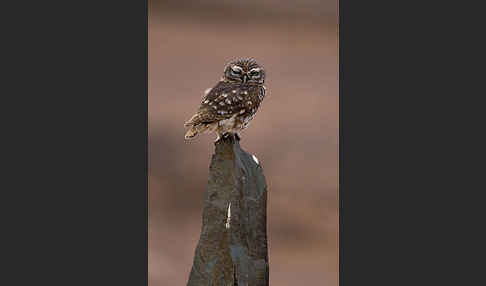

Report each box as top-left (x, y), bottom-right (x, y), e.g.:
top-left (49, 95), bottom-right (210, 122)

top-left (242, 74), bottom-right (248, 83)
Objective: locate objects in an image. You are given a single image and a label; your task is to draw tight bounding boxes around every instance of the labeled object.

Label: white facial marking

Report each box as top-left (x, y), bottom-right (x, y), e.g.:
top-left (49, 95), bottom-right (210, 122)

top-left (231, 65), bottom-right (243, 72)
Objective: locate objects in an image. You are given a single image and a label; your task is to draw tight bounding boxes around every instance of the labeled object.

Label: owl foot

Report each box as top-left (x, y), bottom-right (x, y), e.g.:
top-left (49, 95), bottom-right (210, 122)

top-left (223, 133), bottom-right (232, 140)
top-left (214, 132), bottom-right (241, 145)
top-left (224, 133), bottom-right (240, 142)
top-left (214, 133), bottom-right (229, 143)
top-left (214, 133), bottom-right (238, 144)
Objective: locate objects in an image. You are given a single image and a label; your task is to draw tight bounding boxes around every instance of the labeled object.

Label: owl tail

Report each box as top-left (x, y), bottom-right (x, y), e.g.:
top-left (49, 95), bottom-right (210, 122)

top-left (185, 113), bottom-right (202, 140)
top-left (185, 123), bottom-right (217, 140)
top-left (184, 113), bottom-right (200, 127)
top-left (184, 126), bottom-right (199, 140)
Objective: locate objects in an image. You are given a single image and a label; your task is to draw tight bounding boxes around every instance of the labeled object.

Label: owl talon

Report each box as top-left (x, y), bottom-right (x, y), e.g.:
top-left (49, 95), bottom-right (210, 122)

top-left (217, 132), bottom-right (238, 142)
top-left (222, 133), bottom-right (231, 142)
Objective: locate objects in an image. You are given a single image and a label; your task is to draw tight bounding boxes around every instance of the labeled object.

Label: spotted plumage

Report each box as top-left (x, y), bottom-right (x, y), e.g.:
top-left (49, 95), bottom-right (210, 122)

top-left (184, 58), bottom-right (267, 141)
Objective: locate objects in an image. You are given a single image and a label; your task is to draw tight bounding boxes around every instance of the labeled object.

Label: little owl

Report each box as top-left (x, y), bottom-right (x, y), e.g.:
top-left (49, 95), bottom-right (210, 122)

top-left (184, 58), bottom-right (267, 142)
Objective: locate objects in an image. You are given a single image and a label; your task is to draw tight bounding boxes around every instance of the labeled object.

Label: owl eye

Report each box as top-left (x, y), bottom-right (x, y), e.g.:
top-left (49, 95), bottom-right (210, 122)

top-left (249, 70), bottom-right (260, 78)
top-left (230, 66), bottom-right (243, 76)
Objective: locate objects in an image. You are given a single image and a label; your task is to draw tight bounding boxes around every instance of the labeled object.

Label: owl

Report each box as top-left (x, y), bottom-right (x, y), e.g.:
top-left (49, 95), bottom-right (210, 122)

top-left (184, 58), bottom-right (267, 142)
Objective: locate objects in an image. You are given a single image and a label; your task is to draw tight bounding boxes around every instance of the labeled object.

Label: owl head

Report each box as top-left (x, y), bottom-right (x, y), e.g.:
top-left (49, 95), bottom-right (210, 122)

top-left (223, 58), bottom-right (265, 84)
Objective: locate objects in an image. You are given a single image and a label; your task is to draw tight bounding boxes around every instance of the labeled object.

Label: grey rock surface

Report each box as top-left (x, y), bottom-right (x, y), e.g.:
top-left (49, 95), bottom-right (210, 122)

top-left (187, 137), bottom-right (269, 286)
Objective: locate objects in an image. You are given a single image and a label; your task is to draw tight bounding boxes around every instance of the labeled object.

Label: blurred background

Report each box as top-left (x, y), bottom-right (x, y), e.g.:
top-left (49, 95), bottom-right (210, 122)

top-left (149, 0), bottom-right (338, 285)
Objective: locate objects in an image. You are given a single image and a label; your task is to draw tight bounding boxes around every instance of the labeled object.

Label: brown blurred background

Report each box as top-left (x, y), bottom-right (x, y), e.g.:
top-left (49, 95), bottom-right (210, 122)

top-left (149, 1), bottom-right (338, 285)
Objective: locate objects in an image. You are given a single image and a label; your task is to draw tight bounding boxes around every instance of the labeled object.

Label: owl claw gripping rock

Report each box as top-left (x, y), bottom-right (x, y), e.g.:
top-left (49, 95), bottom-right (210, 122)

top-left (184, 58), bottom-right (266, 142)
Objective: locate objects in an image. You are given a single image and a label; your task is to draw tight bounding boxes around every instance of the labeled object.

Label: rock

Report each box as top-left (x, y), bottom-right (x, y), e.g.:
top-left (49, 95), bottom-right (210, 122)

top-left (187, 136), bottom-right (269, 286)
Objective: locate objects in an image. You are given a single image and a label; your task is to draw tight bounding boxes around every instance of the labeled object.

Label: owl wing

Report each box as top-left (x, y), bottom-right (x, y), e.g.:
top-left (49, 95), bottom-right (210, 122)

top-left (186, 82), bottom-right (253, 126)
